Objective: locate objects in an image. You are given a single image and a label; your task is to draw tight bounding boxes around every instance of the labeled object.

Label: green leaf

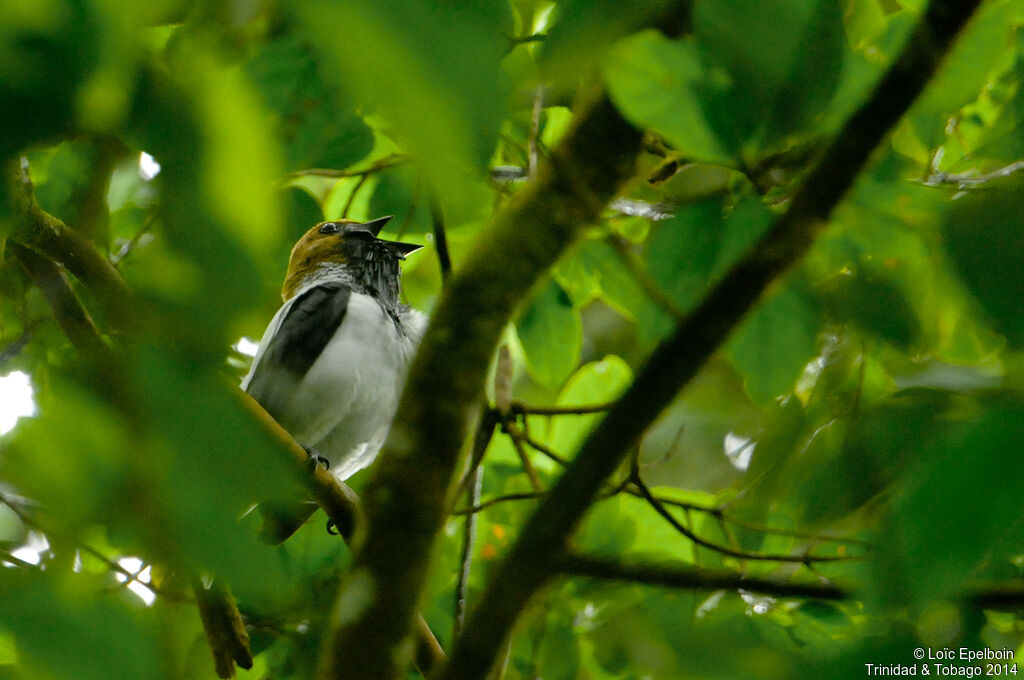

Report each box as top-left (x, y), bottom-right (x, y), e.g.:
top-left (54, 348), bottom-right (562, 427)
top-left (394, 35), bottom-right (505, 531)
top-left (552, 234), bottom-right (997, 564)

top-left (907, 0), bottom-right (1020, 148)
top-left (694, 0), bottom-right (845, 151)
top-left (534, 607), bottom-right (582, 680)
top-left (368, 166), bottom-right (432, 234)
top-left (603, 31), bottom-right (731, 163)
top-left (516, 279), bottom-right (582, 389)
top-left (548, 356), bottom-right (633, 459)
top-left (0, 0), bottom-right (100, 155)
top-left (0, 570), bottom-right (166, 680)
top-left (542, 0), bottom-right (674, 82)
top-left (0, 631), bottom-right (16, 666)
top-left (296, 0), bottom-right (510, 221)
top-left (942, 192), bottom-right (1024, 347)
top-left (726, 282), bottom-right (823, 403)
top-left (640, 195), bottom-right (773, 344)
top-left (816, 270), bottom-right (921, 349)
top-left (554, 238), bottom-right (645, 316)
top-left (877, 392), bottom-right (1024, 605)
top-left (246, 35), bottom-right (374, 172)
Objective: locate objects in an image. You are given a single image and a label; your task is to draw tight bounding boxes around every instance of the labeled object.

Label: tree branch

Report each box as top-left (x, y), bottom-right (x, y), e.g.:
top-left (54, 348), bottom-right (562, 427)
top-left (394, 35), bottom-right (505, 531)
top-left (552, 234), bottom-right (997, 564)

top-left (4, 160), bottom-right (134, 334)
top-left (192, 577), bottom-right (254, 679)
top-left (556, 554), bottom-right (847, 600)
top-left (438, 2), bottom-right (984, 677)
top-left (9, 242), bottom-right (110, 362)
top-left (235, 390), bottom-right (446, 677)
top-left (318, 88), bottom-right (644, 680)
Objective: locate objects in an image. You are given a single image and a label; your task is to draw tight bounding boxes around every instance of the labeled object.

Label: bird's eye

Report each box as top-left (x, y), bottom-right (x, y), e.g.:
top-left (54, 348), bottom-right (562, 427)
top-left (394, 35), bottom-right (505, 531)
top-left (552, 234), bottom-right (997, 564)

top-left (318, 222), bottom-right (342, 234)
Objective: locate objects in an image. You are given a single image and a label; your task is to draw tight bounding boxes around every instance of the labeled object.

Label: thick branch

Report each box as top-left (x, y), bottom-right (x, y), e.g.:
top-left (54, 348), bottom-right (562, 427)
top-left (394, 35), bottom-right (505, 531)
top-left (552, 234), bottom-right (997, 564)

top-left (192, 578), bottom-right (254, 679)
top-left (319, 90), bottom-right (643, 680)
top-left (4, 161), bottom-right (134, 334)
top-left (235, 391), bottom-right (446, 676)
top-left (438, 2), bottom-right (984, 678)
top-left (557, 554), bottom-right (847, 600)
top-left (10, 242), bottom-right (110, 362)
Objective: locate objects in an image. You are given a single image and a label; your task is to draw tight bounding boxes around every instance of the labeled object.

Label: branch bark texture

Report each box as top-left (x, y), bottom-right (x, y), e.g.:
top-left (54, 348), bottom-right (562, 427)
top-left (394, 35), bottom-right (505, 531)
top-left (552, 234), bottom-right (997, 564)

top-left (558, 554), bottom-right (846, 600)
top-left (4, 161), bottom-right (134, 334)
top-left (318, 92), bottom-right (644, 680)
top-left (438, 1), bottom-right (984, 678)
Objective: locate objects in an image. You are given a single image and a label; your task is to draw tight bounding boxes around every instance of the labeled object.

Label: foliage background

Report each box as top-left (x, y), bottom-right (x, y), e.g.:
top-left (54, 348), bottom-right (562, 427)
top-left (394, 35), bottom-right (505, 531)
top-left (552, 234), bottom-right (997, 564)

top-left (0, 0), bottom-right (1022, 678)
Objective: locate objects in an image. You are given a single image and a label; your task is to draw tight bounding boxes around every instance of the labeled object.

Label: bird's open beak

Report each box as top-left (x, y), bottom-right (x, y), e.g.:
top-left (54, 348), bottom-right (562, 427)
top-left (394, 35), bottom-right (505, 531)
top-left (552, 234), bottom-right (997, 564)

top-left (382, 240), bottom-right (423, 258)
top-left (362, 215), bottom-right (422, 258)
top-left (362, 215), bottom-right (393, 237)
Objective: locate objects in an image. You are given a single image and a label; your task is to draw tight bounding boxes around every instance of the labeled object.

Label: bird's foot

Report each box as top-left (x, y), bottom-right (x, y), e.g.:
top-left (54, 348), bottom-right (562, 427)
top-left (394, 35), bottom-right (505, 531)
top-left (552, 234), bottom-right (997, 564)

top-left (302, 445), bottom-right (330, 473)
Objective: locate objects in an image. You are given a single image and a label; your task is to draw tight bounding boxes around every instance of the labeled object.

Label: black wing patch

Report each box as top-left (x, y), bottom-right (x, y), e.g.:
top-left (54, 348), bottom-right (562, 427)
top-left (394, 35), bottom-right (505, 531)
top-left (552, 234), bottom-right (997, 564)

top-left (247, 283), bottom-right (351, 400)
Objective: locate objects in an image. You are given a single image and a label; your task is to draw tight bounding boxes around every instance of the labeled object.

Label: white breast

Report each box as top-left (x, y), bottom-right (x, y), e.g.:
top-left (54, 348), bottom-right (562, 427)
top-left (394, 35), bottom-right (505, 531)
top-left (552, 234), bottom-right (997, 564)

top-left (253, 292), bottom-right (425, 480)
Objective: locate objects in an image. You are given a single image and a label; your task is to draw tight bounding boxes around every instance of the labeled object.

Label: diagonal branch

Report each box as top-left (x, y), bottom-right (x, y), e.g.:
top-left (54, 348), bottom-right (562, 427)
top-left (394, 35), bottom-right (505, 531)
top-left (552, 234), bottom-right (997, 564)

top-left (9, 242), bottom-right (111, 362)
top-left (234, 390), bottom-right (446, 676)
top-left (318, 88), bottom-right (644, 680)
top-left (438, 1), bottom-right (984, 678)
top-left (4, 160), bottom-right (135, 334)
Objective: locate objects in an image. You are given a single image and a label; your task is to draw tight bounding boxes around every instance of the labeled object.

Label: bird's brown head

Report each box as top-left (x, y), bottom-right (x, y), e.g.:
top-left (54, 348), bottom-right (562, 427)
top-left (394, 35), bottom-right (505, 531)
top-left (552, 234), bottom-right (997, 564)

top-left (282, 216), bottom-right (421, 301)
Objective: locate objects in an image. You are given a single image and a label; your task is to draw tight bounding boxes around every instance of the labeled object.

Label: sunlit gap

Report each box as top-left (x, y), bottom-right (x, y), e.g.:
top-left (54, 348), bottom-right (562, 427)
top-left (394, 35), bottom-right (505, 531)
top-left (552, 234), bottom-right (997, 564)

top-left (115, 556), bottom-right (156, 606)
top-left (0, 371), bottom-right (36, 436)
top-left (139, 152), bottom-right (161, 181)
top-left (233, 337), bottom-right (259, 358)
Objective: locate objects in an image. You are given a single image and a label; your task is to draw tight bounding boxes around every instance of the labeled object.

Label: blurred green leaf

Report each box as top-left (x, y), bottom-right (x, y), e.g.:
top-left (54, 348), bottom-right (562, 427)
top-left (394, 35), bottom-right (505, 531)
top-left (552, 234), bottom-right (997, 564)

top-left (534, 606), bottom-right (581, 680)
top-left (296, 0), bottom-right (510, 220)
top-left (555, 238), bottom-right (645, 316)
top-left (727, 281), bottom-right (823, 403)
top-left (0, 570), bottom-right (165, 680)
top-left (942, 192), bottom-right (1024, 347)
top-left (543, 0), bottom-right (673, 82)
top-left (878, 392), bottom-right (1024, 604)
top-left (603, 31), bottom-right (731, 163)
top-left (0, 0), bottom-right (99, 155)
top-left (641, 195), bottom-right (773, 344)
top-left (906, 0), bottom-right (1019, 148)
top-left (817, 270), bottom-right (921, 349)
top-left (694, 0), bottom-right (845, 153)
top-left (515, 278), bottom-right (582, 389)
top-left (246, 35), bottom-right (374, 172)
top-left (367, 166), bottom-right (432, 234)
top-left (0, 631), bottom-right (16, 665)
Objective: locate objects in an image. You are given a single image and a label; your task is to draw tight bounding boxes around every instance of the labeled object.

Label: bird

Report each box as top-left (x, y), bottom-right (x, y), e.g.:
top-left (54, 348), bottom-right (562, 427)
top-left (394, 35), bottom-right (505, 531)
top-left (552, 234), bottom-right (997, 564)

top-left (242, 215), bottom-right (426, 481)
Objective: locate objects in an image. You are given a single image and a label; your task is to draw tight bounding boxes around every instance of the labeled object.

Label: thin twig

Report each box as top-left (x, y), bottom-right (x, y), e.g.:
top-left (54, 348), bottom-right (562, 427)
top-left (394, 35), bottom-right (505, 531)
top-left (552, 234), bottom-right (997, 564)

top-left (110, 213), bottom-right (157, 268)
top-left (430, 198), bottom-right (452, 284)
top-left (510, 400), bottom-right (615, 416)
top-left (529, 86), bottom-right (543, 178)
top-left (0, 323), bottom-right (37, 367)
top-left (508, 33), bottom-right (547, 48)
top-left (921, 159), bottom-right (1024, 188)
top-left (10, 243), bottom-right (115, 369)
top-left (516, 428), bottom-right (569, 467)
top-left (341, 173), bottom-right (371, 218)
top-left (506, 422), bottom-right (545, 492)
top-left (285, 154), bottom-right (407, 180)
top-left (453, 465), bottom-right (482, 641)
top-left (629, 472), bottom-right (853, 564)
top-left (6, 160), bottom-right (135, 334)
top-left (452, 491), bottom-right (547, 516)
top-left (0, 490), bottom-right (186, 601)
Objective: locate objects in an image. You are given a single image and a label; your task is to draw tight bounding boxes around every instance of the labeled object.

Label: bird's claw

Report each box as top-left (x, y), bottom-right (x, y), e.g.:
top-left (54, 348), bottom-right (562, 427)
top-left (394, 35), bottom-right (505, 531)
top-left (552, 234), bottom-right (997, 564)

top-left (302, 445), bottom-right (330, 473)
